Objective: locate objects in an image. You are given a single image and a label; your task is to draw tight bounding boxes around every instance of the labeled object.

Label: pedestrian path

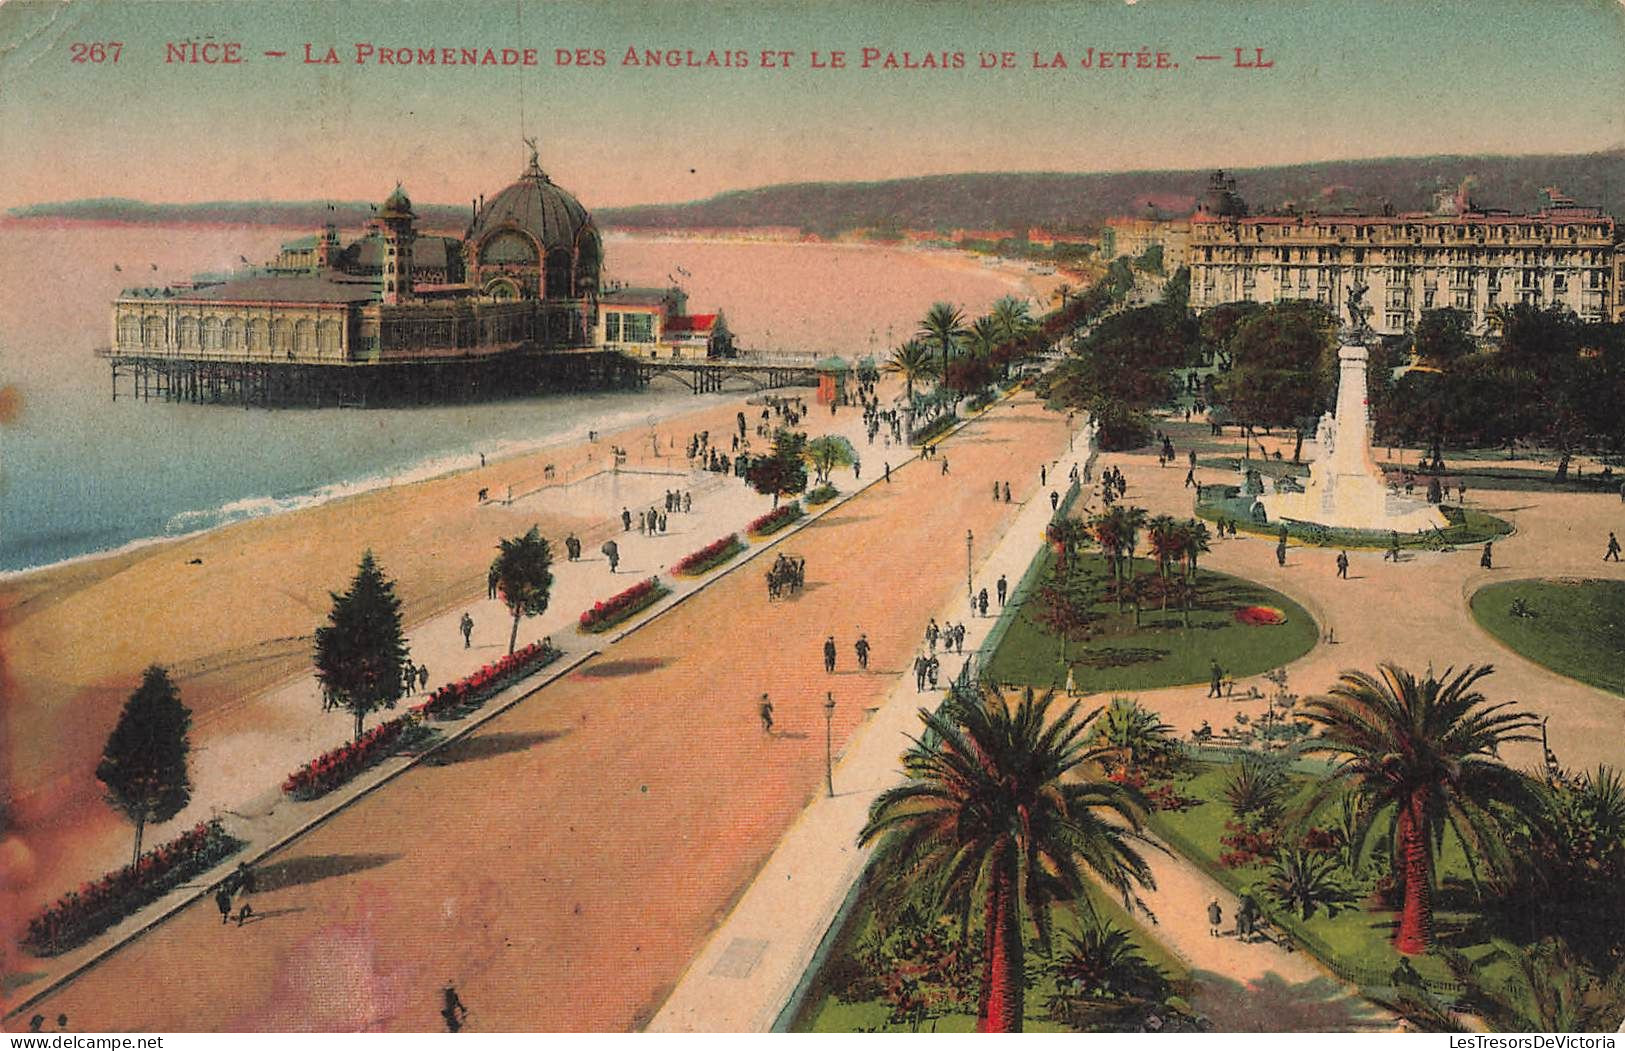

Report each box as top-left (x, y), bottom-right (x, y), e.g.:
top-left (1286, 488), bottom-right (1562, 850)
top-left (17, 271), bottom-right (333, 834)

top-left (4, 395), bottom-right (886, 1020)
top-left (648, 405), bottom-right (1096, 1033)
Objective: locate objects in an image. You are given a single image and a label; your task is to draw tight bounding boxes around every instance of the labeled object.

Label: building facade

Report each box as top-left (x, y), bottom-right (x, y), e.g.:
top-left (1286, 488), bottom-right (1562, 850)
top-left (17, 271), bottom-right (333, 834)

top-left (1188, 176), bottom-right (1621, 336)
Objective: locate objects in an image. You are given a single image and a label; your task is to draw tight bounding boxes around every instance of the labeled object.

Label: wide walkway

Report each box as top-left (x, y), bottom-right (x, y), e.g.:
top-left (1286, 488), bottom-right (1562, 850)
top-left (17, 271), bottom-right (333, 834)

top-left (17, 393), bottom-right (1076, 1031)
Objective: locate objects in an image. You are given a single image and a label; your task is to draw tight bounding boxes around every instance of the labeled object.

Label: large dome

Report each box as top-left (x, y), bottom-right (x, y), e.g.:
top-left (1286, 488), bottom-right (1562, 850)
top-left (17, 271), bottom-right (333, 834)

top-left (470, 159), bottom-right (596, 252)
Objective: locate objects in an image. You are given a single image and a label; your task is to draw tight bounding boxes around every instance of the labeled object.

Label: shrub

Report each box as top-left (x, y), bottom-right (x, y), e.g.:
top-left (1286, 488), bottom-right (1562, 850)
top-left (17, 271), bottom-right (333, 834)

top-left (671, 534), bottom-right (744, 576)
top-left (579, 577), bottom-right (669, 633)
top-left (411, 639), bottom-right (560, 720)
top-left (805, 483), bottom-right (839, 506)
top-left (747, 501), bottom-right (804, 537)
top-left (282, 713), bottom-right (428, 800)
top-left (23, 819), bottom-right (244, 956)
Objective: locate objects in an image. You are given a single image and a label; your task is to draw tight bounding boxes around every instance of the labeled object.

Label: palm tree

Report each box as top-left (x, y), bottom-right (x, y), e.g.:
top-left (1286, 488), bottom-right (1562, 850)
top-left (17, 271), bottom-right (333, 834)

top-left (886, 338), bottom-right (938, 406)
top-left (1045, 517), bottom-right (1090, 570)
top-left (1266, 847), bottom-right (1355, 920)
top-left (1145, 515), bottom-right (1181, 609)
top-left (990, 295), bottom-right (1037, 346)
top-left (1088, 510), bottom-right (1124, 581)
top-left (1092, 506), bottom-right (1146, 609)
top-left (1052, 283), bottom-right (1075, 312)
top-left (859, 684), bottom-right (1157, 1032)
top-left (917, 301), bottom-right (968, 380)
top-left (1181, 519), bottom-right (1213, 583)
top-left (490, 526), bottom-right (554, 654)
top-left (967, 315), bottom-right (1001, 359)
top-left (1302, 663), bottom-right (1544, 955)
top-left (1088, 696), bottom-right (1175, 774)
top-left (1048, 918), bottom-right (1170, 1005)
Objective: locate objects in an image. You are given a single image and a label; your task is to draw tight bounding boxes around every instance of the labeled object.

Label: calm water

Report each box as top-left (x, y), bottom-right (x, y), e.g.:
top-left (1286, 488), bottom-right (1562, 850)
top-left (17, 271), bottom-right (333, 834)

top-left (0, 222), bottom-right (1026, 574)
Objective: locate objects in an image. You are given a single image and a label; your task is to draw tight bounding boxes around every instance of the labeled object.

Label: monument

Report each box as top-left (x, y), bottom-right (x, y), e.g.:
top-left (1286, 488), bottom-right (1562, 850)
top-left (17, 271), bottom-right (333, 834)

top-left (1257, 285), bottom-right (1449, 533)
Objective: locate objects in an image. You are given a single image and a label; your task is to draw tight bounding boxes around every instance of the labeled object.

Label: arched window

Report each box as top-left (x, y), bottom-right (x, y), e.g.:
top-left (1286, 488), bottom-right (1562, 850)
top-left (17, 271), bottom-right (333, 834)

top-left (317, 319), bottom-right (341, 356)
top-left (247, 319), bottom-right (268, 355)
top-left (479, 231), bottom-right (537, 266)
top-left (142, 316), bottom-right (164, 348)
top-left (270, 319), bottom-right (292, 356)
top-left (575, 235), bottom-right (600, 296)
top-left (176, 316), bottom-right (199, 350)
top-left (216, 318), bottom-right (235, 351)
top-left (545, 249), bottom-right (572, 299)
top-left (294, 319), bottom-right (316, 358)
top-left (118, 314), bottom-right (141, 348)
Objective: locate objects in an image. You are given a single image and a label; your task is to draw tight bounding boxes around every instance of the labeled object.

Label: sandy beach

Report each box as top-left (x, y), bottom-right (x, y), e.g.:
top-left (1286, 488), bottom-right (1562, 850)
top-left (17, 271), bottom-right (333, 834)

top-left (0, 381), bottom-right (871, 924)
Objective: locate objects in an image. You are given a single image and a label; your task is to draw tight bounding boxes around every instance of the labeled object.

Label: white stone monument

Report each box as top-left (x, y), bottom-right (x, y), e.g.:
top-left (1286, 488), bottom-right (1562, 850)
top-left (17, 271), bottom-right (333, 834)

top-left (1260, 342), bottom-right (1448, 533)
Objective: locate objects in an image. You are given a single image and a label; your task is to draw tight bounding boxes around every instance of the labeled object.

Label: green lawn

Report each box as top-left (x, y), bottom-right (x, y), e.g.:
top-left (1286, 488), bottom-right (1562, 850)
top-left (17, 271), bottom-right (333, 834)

top-left (1145, 757), bottom-right (1508, 995)
top-left (984, 549), bottom-right (1318, 693)
top-left (1470, 578), bottom-right (1625, 697)
top-left (791, 877), bottom-right (1189, 1033)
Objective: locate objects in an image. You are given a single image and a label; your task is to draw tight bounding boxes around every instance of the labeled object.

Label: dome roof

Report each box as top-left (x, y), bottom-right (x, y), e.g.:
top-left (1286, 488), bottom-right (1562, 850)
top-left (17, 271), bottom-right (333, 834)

top-left (470, 160), bottom-right (596, 253)
top-left (379, 184), bottom-right (414, 219)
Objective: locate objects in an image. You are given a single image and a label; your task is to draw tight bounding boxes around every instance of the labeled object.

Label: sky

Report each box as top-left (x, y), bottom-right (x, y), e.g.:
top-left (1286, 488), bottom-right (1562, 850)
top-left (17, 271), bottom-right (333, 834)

top-left (0, 0), bottom-right (1621, 212)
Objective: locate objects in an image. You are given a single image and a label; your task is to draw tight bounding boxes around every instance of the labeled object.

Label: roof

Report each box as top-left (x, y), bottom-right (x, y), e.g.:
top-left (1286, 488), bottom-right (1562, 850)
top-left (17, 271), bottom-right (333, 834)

top-left (280, 234), bottom-right (320, 251)
top-left (815, 356), bottom-right (850, 372)
top-left (469, 160), bottom-right (597, 254)
top-left (343, 234), bottom-right (459, 269)
top-left (379, 184), bottom-right (415, 219)
top-left (600, 286), bottom-right (673, 308)
top-left (665, 313), bottom-right (716, 334)
top-left (120, 274), bottom-right (379, 305)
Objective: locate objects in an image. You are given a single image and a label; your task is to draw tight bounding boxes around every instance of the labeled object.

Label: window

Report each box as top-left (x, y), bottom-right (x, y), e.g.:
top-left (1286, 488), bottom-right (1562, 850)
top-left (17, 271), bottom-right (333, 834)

top-left (623, 312), bottom-right (654, 343)
top-left (604, 312), bottom-right (620, 342)
top-left (118, 314), bottom-right (141, 347)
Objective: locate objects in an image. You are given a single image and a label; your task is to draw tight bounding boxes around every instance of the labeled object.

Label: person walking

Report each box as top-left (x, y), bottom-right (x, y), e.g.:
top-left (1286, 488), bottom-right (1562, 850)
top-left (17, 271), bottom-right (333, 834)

top-left (996, 574), bottom-right (1008, 607)
top-left (1208, 658), bottom-right (1224, 698)
top-left (854, 634), bottom-right (870, 670)
top-left (603, 540), bottom-right (619, 573)
top-left (1049, 490), bottom-right (1059, 511)
top-left (215, 884), bottom-right (234, 926)
top-left (1385, 530), bottom-right (1401, 563)
top-left (459, 612), bottom-right (474, 648)
top-left (1207, 898), bottom-right (1223, 937)
top-left (759, 693), bottom-right (774, 734)
top-left (823, 635), bottom-right (837, 673)
top-left (1335, 550), bottom-right (1349, 579)
top-left (1481, 541), bottom-right (1494, 569)
top-left (1275, 531), bottom-right (1288, 568)
top-left (1040, 465), bottom-right (1047, 486)
top-left (1606, 532), bottom-right (1621, 562)
top-left (914, 653), bottom-right (928, 692)
top-left (1184, 467), bottom-right (1196, 488)
top-left (1003, 481), bottom-right (1012, 503)
top-left (884, 462), bottom-right (891, 484)
top-left (977, 587), bottom-right (989, 618)
top-left (621, 507), bottom-right (631, 532)
top-left (234, 900), bottom-right (254, 927)
top-left (441, 983), bottom-right (469, 1033)
top-left (418, 664), bottom-right (429, 692)
top-left (940, 457), bottom-right (950, 476)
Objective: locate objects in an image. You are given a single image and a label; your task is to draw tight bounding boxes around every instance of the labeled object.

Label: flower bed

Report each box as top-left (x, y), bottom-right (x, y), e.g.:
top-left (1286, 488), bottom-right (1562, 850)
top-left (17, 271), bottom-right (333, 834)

top-left (579, 576), bottom-right (669, 633)
top-left (671, 534), bottom-right (744, 577)
top-left (282, 713), bottom-right (429, 801)
top-left (22, 819), bottom-right (244, 957)
top-left (747, 501), bottom-right (803, 538)
top-left (411, 639), bottom-right (560, 721)
top-left (909, 413), bottom-right (957, 446)
top-left (805, 483), bottom-right (839, 506)
top-left (1234, 605), bottom-right (1287, 626)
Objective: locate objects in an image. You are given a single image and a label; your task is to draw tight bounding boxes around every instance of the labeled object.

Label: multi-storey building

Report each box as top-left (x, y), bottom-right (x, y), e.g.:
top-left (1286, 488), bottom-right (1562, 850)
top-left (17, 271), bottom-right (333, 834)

top-left (1101, 216), bottom-right (1190, 270)
top-left (1188, 174), bottom-right (1620, 336)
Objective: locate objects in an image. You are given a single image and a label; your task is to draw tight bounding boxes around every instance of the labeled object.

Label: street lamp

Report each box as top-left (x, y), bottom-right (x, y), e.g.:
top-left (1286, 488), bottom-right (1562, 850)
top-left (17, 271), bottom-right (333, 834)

top-left (824, 692), bottom-right (837, 798)
top-left (966, 530), bottom-right (974, 599)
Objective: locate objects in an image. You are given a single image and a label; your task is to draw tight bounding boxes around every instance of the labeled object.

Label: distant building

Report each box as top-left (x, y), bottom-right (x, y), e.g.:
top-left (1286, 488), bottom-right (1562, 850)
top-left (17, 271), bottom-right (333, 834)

top-left (1188, 172), bottom-right (1621, 335)
top-left (1102, 215), bottom-right (1190, 269)
top-left (596, 286), bottom-right (723, 359)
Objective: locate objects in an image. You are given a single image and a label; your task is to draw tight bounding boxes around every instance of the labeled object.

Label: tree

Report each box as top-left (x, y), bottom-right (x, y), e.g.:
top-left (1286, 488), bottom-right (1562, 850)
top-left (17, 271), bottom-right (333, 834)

top-left (989, 295), bottom-right (1037, 347)
top-left (1048, 918), bottom-right (1169, 1004)
top-left (1180, 518), bottom-right (1212, 582)
top-left (918, 302), bottom-right (968, 381)
top-left (804, 434), bottom-right (856, 483)
top-left (859, 684), bottom-right (1156, 1032)
top-left (1033, 562), bottom-right (1098, 669)
top-left (746, 428), bottom-right (808, 507)
top-left (97, 666), bottom-right (192, 865)
top-left (1302, 663), bottom-right (1544, 955)
top-left (1090, 505), bottom-right (1146, 608)
top-left (885, 339), bottom-right (938, 406)
top-left (1412, 307), bottom-right (1477, 369)
top-left (1045, 517), bottom-right (1090, 570)
top-left (314, 551), bottom-right (411, 743)
top-left (491, 526), bottom-right (554, 655)
top-left (1052, 283), bottom-right (1075, 312)
top-left (1145, 515), bottom-right (1182, 608)
top-left (1214, 302), bottom-right (1338, 463)
top-left (1266, 847), bottom-right (1354, 920)
top-left (1088, 696), bottom-right (1175, 773)
top-left (966, 315), bottom-right (1001, 359)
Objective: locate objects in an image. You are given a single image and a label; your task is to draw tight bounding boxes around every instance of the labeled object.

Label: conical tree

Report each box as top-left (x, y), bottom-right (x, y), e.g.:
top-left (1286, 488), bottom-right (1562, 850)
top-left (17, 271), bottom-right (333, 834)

top-left (314, 551), bottom-right (411, 743)
top-left (1302, 663), bottom-right (1544, 955)
top-left (491, 526), bottom-right (554, 654)
top-left (859, 682), bottom-right (1156, 1032)
top-left (97, 665), bottom-right (192, 865)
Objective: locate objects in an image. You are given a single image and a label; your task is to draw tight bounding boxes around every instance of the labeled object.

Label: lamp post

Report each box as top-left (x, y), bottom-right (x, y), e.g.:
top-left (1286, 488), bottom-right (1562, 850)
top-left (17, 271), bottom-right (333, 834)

top-left (966, 530), bottom-right (974, 600)
top-left (824, 692), bottom-right (837, 798)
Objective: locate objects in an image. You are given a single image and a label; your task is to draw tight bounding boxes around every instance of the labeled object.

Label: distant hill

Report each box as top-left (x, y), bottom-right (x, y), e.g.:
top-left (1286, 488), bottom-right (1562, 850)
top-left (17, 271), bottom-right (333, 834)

top-left (10, 150), bottom-right (1624, 236)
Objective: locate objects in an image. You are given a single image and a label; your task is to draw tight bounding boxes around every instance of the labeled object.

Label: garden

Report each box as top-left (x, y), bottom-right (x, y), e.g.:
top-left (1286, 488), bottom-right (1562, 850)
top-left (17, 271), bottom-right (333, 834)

top-left (579, 576), bottom-right (669, 633)
top-left (282, 712), bottom-right (435, 801)
top-left (1194, 484), bottom-right (1511, 551)
top-left (670, 533), bottom-right (746, 577)
top-left (983, 543), bottom-right (1317, 693)
top-left (747, 501), bottom-right (804, 538)
top-left (412, 639), bottom-right (562, 720)
top-left (1470, 579), bottom-right (1625, 696)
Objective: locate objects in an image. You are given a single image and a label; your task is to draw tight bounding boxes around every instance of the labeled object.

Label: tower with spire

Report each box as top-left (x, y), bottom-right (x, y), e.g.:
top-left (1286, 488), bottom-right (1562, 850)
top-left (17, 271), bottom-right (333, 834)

top-left (376, 183), bottom-right (417, 305)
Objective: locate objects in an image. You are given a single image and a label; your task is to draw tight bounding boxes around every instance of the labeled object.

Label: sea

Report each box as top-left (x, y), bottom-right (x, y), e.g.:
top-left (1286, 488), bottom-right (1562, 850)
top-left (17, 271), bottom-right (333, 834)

top-left (0, 222), bottom-right (1032, 575)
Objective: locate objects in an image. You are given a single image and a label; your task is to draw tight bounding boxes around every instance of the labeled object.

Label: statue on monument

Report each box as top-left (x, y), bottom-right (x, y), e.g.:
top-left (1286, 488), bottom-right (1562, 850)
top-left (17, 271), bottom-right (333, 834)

top-left (1345, 280), bottom-right (1371, 340)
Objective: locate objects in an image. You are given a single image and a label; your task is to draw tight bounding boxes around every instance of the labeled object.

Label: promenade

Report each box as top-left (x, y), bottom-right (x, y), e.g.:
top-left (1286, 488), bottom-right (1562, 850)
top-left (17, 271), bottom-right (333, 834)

top-left (12, 392), bottom-right (1076, 1031)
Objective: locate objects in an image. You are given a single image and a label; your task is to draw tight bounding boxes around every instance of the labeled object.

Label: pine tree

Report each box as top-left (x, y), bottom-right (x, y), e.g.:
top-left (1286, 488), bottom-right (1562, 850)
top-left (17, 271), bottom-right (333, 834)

top-left (97, 666), bottom-right (192, 865)
top-left (314, 551), bottom-right (411, 742)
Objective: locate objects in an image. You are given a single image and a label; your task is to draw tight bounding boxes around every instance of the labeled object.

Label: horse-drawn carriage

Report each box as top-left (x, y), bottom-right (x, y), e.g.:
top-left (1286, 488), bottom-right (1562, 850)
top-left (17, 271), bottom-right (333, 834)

top-left (766, 553), bottom-right (806, 599)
